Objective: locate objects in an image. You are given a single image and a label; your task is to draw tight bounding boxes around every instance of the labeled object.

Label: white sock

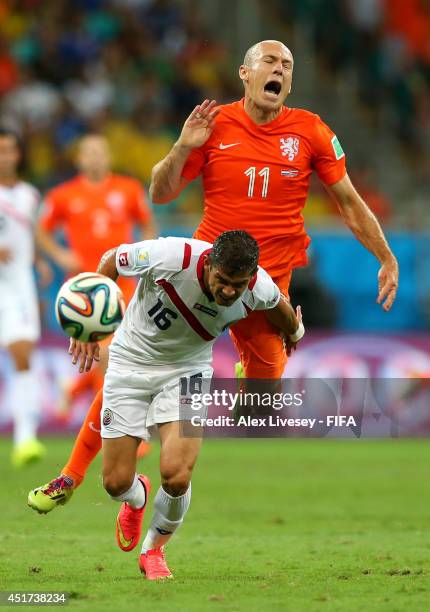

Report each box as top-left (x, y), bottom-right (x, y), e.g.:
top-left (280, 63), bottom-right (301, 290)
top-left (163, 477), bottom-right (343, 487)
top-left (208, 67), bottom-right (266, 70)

top-left (141, 484), bottom-right (191, 552)
top-left (111, 474), bottom-right (146, 509)
top-left (11, 369), bottom-right (41, 446)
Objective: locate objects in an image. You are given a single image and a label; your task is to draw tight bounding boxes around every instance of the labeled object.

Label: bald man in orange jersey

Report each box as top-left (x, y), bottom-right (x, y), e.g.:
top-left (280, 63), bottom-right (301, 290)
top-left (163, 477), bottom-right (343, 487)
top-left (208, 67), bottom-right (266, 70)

top-left (150, 39), bottom-right (399, 378)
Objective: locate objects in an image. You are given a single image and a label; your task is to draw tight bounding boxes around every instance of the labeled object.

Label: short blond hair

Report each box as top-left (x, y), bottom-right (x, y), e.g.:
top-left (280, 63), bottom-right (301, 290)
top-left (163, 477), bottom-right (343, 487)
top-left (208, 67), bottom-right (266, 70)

top-left (243, 40), bottom-right (292, 67)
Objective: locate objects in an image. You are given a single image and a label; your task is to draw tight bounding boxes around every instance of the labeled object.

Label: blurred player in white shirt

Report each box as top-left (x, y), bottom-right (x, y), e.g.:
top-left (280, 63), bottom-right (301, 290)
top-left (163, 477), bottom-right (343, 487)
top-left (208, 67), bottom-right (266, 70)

top-left (62, 231), bottom-right (304, 579)
top-left (0, 128), bottom-right (45, 466)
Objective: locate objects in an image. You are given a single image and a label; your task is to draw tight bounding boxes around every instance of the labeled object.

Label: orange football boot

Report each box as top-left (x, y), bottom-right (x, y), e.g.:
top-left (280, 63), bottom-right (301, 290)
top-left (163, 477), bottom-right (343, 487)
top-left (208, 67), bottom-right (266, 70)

top-left (139, 548), bottom-right (173, 580)
top-left (115, 475), bottom-right (150, 552)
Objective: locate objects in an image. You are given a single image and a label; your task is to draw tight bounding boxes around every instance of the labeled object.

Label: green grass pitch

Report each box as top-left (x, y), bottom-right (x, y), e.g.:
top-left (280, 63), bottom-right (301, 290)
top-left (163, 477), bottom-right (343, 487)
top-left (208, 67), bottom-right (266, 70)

top-left (0, 437), bottom-right (428, 611)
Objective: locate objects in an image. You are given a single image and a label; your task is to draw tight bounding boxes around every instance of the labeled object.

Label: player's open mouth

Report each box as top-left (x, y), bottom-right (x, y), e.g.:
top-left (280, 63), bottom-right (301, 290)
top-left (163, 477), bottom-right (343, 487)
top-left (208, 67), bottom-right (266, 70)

top-left (263, 81), bottom-right (282, 99)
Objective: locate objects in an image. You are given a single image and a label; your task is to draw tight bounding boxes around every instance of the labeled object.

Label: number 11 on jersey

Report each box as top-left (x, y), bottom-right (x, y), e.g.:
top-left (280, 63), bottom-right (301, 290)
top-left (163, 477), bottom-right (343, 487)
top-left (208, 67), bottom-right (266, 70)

top-left (244, 166), bottom-right (270, 198)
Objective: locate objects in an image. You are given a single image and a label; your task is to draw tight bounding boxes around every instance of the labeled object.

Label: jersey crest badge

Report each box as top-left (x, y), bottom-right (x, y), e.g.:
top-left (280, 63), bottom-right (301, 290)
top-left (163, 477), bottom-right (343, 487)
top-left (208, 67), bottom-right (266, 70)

top-left (102, 408), bottom-right (113, 426)
top-left (280, 137), bottom-right (300, 161)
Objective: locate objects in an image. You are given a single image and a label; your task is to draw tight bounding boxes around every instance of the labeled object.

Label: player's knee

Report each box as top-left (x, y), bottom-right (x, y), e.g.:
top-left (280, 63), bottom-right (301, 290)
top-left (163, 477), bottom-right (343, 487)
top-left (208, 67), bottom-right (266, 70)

top-left (160, 464), bottom-right (191, 496)
top-left (103, 471), bottom-right (134, 497)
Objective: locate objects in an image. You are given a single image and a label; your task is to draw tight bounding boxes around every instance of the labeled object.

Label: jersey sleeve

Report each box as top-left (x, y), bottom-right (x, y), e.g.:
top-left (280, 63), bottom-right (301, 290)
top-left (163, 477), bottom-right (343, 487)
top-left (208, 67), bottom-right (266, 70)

top-left (181, 146), bottom-right (206, 181)
top-left (115, 237), bottom-right (189, 278)
top-left (242, 267), bottom-right (281, 311)
top-left (39, 189), bottom-right (65, 230)
top-left (311, 116), bottom-right (347, 186)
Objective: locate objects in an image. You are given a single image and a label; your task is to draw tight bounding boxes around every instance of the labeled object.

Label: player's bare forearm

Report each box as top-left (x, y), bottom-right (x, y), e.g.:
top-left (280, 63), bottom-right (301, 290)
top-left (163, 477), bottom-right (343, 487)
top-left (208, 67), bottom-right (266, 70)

top-left (97, 247), bottom-right (118, 281)
top-left (266, 298), bottom-right (304, 356)
top-left (327, 174), bottom-right (395, 264)
top-left (149, 143), bottom-right (191, 204)
top-left (326, 173), bottom-right (399, 310)
top-left (265, 295), bottom-right (299, 336)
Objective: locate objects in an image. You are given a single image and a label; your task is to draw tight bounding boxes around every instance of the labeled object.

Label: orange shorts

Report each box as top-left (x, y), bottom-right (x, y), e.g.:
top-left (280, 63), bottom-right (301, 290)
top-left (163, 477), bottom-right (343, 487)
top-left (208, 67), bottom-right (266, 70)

top-left (229, 271), bottom-right (292, 379)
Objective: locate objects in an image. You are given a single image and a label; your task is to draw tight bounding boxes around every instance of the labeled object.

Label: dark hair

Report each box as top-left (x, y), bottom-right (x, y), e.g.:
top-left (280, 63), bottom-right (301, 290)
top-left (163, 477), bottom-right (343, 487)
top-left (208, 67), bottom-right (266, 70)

top-left (209, 230), bottom-right (259, 275)
top-left (0, 127), bottom-right (21, 150)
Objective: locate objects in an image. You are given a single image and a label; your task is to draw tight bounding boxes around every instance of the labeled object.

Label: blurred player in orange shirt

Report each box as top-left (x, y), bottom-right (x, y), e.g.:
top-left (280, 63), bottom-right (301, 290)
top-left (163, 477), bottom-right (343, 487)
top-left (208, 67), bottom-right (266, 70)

top-left (149, 39), bottom-right (399, 379)
top-left (34, 134), bottom-right (157, 492)
top-left (38, 133), bottom-right (156, 303)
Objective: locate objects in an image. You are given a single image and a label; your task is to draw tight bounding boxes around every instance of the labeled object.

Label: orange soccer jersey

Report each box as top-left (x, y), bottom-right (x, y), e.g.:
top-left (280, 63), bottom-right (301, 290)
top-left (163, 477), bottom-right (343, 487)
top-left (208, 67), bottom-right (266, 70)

top-left (183, 99), bottom-right (347, 278)
top-left (40, 173), bottom-right (152, 302)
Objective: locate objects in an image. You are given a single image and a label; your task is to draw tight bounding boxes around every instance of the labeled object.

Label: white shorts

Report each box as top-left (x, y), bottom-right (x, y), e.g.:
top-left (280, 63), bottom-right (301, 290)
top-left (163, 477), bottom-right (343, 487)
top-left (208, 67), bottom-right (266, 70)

top-left (101, 361), bottom-right (213, 440)
top-left (0, 279), bottom-right (40, 346)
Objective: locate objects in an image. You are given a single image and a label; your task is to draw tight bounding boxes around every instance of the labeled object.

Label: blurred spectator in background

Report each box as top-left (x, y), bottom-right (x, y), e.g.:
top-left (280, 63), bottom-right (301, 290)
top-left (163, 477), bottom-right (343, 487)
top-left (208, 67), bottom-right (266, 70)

top-left (289, 255), bottom-right (338, 329)
top-left (348, 162), bottom-right (392, 224)
top-left (0, 37), bottom-right (19, 96)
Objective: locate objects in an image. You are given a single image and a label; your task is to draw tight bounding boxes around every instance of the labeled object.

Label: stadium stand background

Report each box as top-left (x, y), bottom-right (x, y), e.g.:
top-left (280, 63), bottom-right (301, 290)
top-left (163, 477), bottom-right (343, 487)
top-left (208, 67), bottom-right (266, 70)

top-left (0, 0), bottom-right (429, 332)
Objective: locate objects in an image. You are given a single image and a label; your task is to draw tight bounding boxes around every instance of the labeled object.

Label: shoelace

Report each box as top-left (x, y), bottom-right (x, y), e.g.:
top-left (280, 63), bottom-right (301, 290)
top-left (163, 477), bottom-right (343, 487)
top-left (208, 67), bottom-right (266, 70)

top-left (122, 504), bottom-right (143, 532)
top-left (145, 549), bottom-right (170, 574)
top-left (44, 476), bottom-right (72, 496)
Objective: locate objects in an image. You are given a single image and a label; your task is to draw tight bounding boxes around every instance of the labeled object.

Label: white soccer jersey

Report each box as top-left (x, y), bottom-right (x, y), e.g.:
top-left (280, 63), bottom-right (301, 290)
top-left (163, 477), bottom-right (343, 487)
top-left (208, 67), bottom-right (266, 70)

top-left (0, 181), bottom-right (40, 280)
top-left (109, 237), bottom-right (281, 368)
top-left (0, 181), bottom-right (41, 345)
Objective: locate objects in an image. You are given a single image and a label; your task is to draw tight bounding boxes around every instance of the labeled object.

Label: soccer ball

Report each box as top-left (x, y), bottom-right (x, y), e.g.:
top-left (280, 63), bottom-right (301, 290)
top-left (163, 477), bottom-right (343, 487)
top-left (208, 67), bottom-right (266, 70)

top-left (55, 272), bottom-right (126, 342)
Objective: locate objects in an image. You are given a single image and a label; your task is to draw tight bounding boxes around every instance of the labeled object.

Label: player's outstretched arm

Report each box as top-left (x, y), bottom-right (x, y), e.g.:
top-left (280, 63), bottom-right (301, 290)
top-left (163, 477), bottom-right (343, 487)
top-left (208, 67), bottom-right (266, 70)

top-left (150, 99), bottom-right (219, 204)
top-left (325, 173), bottom-right (399, 311)
top-left (265, 297), bottom-right (304, 356)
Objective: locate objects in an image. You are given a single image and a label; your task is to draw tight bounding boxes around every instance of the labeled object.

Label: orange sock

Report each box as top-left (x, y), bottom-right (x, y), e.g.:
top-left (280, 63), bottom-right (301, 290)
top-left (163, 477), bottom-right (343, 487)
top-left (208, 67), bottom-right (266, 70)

top-left (62, 388), bottom-right (103, 488)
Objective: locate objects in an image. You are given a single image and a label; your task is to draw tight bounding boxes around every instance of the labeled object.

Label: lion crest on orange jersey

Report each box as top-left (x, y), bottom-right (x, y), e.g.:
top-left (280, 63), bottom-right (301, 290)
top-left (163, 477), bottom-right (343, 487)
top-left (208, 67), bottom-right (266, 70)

top-left (280, 137), bottom-right (300, 161)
